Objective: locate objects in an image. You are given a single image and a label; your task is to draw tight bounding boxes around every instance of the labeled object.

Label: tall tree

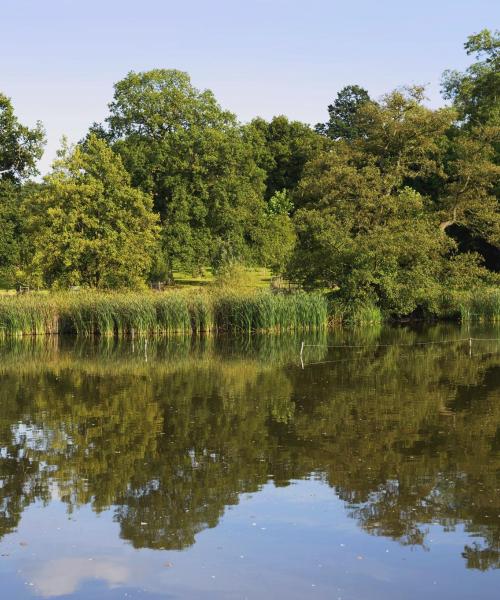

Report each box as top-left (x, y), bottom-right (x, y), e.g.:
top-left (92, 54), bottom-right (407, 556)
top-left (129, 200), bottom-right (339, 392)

top-left (289, 89), bottom-right (493, 315)
top-left (442, 29), bottom-right (500, 127)
top-left (440, 30), bottom-right (500, 262)
top-left (315, 85), bottom-right (371, 140)
top-left (27, 135), bottom-right (159, 288)
top-left (245, 115), bottom-right (326, 203)
top-left (0, 93), bottom-right (45, 287)
top-left (0, 93), bottom-right (44, 183)
top-left (98, 70), bottom-right (272, 275)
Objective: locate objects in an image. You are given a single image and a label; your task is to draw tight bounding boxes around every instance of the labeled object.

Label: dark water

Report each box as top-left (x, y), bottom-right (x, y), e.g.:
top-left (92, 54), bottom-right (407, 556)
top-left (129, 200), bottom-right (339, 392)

top-left (0, 324), bottom-right (499, 599)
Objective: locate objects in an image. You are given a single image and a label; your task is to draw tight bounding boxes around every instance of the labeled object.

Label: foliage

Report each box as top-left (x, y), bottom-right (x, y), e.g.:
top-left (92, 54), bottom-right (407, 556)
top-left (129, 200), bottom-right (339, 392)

top-left (97, 69), bottom-right (276, 274)
top-left (441, 29), bottom-right (500, 240)
top-left (245, 115), bottom-right (326, 202)
top-left (442, 29), bottom-right (500, 127)
top-left (26, 135), bottom-right (160, 288)
top-left (0, 92), bottom-right (45, 183)
top-left (0, 181), bottom-right (21, 287)
top-left (0, 32), bottom-right (498, 316)
top-left (289, 82), bottom-right (498, 316)
top-left (0, 94), bottom-right (44, 286)
top-left (315, 84), bottom-right (371, 140)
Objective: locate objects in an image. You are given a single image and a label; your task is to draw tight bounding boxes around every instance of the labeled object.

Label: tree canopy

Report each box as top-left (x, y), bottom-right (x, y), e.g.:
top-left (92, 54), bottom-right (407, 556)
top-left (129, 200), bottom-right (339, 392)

top-left (0, 93), bottom-right (44, 184)
top-left (96, 69), bottom-right (277, 275)
top-left (0, 30), bottom-right (498, 314)
top-left (0, 94), bottom-right (45, 286)
top-left (26, 135), bottom-right (159, 288)
top-left (315, 84), bottom-right (372, 140)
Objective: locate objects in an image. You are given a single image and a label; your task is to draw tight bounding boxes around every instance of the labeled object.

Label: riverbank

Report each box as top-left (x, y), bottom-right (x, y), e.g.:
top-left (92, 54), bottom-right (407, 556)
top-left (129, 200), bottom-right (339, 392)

top-left (0, 289), bottom-right (328, 337)
top-left (0, 288), bottom-right (498, 338)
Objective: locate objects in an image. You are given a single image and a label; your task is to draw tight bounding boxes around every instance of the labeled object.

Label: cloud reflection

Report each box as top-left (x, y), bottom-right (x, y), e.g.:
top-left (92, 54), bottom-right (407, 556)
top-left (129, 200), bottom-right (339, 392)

top-left (31, 557), bottom-right (129, 597)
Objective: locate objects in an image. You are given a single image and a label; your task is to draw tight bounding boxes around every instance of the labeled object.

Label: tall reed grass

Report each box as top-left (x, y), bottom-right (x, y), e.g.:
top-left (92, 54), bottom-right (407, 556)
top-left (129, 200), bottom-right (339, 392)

top-left (0, 289), bottom-right (328, 337)
top-left (214, 291), bottom-right (327, 333)
top-left (457, 288), bottom-right (500, 323)
top-left (328, 298), bottom-right (383, 325)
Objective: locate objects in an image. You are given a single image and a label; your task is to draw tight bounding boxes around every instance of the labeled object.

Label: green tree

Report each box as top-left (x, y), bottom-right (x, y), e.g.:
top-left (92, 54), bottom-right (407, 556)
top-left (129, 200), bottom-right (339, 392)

top-left (245, 115), bottom-right (326, 202)
top-left (252, 190), bottom-right (296, 273)
top-left (440, 30), bottom-right (500, 262)
top-left (315, 84), bottom-right (371, 140)
top-left (442, 29), bottom-right (500, 127)
top-left (439, 127), bottom-right (500, 246)
top-left (0, 93), bottom-right (44, 183)
top-left (0, 93), bottom-right (45, 287)
top-left (27, 135), bottom-right (159, 288)
top-left (99, 69), bottom-right (272, 275)
top-left (289, 89), bottom-right (492, 315)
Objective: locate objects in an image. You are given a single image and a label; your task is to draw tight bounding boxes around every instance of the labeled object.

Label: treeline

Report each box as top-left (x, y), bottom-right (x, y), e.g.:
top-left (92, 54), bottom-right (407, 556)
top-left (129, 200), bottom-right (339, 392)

top-left (0, 29), bottom-right (499, 317)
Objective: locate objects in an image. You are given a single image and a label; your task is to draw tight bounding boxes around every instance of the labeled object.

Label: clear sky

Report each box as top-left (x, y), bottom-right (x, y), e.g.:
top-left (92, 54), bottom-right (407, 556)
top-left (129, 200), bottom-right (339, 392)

top-left (1, 0), bottom-right (498, 174)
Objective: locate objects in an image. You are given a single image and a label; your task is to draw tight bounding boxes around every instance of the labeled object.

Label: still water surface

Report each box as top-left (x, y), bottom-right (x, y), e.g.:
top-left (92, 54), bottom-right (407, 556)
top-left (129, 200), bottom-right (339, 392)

top-left (0, 324), bottom-right (499, 599)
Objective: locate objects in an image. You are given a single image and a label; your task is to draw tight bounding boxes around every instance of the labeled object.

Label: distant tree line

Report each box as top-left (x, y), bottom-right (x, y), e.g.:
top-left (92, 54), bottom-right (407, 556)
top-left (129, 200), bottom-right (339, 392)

top-left (0, 30), bottom-right (498, 316)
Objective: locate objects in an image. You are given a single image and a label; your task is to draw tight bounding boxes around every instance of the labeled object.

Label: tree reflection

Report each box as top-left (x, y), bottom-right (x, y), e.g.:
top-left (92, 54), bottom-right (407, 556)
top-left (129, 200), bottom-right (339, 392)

top-left (0, 326), bottom-right (499, 569)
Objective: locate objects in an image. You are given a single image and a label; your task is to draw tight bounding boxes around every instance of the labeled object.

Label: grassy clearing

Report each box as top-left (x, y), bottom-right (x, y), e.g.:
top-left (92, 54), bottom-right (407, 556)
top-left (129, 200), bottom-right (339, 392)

top-left (0, 289), bottom-right (328, 337)
top-left (171, 266), bottom-right (272, 289)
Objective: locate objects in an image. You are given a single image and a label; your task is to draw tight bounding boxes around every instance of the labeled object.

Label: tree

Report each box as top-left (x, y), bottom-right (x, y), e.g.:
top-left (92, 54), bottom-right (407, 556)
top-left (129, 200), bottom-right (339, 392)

top-left (350, 86), bottom-right (455, 193)
top-left (315, 85), bottom-right (371, 140)
top-left (289, 89), bottom-right (493, 315)
top-left (0, 93), bottom-right (44, 183)
top-left (439, 128), bottom-right (500, 245)
top-left (0, 93), bottom-right (45, 286)
top-left (251, 190), bottom-right (296, 274)
top-left (440, 30), bottom-right (500, 261)
top-left (98, 70), bottom-right (272, 275)
top-left (27, 135), bottom-right (159, 288)
top-left (245, 115), bottom-right (326, 202)
top-left (442, 29), bottom-right (500, 127)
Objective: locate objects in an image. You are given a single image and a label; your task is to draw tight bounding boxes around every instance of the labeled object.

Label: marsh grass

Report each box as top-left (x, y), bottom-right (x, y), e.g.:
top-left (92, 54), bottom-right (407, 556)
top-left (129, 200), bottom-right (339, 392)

top-left (458, 289), bottom-right (500, 323)
top-left (213, 291), bottom-right (327, 332)
top-left (328, 298), bottom-right (383, 325)
top-left (0, 289), bottom-right (328, 337)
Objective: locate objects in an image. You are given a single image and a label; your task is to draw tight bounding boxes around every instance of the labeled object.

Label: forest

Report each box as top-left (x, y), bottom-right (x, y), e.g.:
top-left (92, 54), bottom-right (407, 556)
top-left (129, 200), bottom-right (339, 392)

top-left (0, 29), bottom-right (499, 320)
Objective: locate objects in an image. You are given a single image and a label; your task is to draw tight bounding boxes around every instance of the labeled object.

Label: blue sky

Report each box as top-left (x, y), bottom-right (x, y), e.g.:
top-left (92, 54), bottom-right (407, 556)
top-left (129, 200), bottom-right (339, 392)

top-left (1, 0), bottom-right (498, 174)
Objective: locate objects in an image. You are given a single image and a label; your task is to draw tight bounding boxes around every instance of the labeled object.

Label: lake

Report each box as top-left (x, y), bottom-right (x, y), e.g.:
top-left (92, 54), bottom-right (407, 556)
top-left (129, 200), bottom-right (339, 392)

top-left (0, 323), bottom-right (499, 599)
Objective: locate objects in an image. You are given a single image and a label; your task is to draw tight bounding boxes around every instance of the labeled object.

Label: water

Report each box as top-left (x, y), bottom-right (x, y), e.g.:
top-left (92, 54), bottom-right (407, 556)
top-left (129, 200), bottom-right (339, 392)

top-left (0, 323), bottom-right (499, 599)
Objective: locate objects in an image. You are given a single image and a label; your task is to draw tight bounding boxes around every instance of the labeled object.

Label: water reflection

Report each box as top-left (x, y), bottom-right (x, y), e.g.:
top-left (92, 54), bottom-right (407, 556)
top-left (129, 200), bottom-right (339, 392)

top-left (0, 325), bottom-right (499, 574)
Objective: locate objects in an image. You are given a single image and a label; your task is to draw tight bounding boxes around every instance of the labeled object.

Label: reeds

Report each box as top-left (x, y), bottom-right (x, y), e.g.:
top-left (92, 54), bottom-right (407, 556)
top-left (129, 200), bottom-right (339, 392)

top-left (0, 289), bottom-right (328, 337)
top-left (0, 293), bottom-right (60, 337)
top-left (458, 288), bottom-right (500, 323)
top-left (328, 298), bottom-right (383, 325)
top-left (213, 291), bottom-right (327, 332)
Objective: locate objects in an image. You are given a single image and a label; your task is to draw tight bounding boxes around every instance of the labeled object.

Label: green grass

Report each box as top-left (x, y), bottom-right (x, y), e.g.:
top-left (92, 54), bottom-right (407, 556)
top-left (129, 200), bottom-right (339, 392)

top-left (213, 291), bottom-right (327, 332)
top-left (458, 289), bottom-right (500, 323)
top-left (328, 298), bottom-right (383, 325)
top-left (171, 266), bottom-right (272, 289)
top-left (0, 289), bottom-right (328, 337)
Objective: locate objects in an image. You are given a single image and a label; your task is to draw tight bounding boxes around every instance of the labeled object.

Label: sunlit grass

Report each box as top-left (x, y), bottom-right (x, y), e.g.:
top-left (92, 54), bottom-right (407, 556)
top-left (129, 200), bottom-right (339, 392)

top-left (458, 289), bottom-right (500, 323)
top-left (0, 289), bottom-right (328, 337)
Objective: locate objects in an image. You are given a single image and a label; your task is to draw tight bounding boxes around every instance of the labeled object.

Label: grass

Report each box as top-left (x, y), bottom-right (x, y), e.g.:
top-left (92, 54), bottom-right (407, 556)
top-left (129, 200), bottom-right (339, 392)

top-left (214, 291), bottom-right (327, 333)
top-left (0, 289), bottom-right (328, 338)
top-left (328, 298), bottom-right (383, 325)
top-left (171, 266), bottom-right (272, 289)
top-left (457, 288), bottom-right (500, 323)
